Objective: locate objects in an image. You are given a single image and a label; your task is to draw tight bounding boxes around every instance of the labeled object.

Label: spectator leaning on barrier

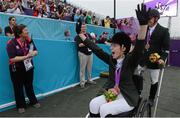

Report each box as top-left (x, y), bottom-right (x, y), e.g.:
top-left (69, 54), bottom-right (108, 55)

top-left (6, 24), bottom-right (40, 114)
top-left (64, 29), bottom-right (71, 41)
top-left (4, 16), bottom-right (17, 37)
top-left (78, 4), bottom-right (149, 117)
top-left (74, 19), bottom-right (96, 88)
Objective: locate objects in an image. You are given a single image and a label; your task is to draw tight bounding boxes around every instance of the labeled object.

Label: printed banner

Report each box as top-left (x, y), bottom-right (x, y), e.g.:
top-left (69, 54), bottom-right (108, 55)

top-left (116, 17), bottom-right (140, 43)
top-left (144, 0), bottom-right (178, 17)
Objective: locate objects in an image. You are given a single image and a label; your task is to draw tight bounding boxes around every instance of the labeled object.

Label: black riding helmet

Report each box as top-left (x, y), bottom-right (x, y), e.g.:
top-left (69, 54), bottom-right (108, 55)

top-left (110, 32), bottom-right (131, 55)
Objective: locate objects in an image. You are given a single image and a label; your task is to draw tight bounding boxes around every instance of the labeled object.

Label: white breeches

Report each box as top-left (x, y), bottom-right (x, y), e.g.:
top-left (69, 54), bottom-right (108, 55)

top-left (89, 93), bottom-right (134, 118)
top-left (135, 65), bottom-right (160, 84)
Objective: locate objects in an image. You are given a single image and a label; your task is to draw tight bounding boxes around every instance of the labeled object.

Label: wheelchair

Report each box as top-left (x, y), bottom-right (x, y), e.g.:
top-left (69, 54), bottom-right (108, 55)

top-left (86, 73), bottom-right (152, 117)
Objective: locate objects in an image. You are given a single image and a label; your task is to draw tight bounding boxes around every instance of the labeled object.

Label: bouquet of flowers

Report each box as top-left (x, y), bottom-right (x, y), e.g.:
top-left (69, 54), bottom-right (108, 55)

top-left (104, 89), bottom-right (118, 102)
top-left (149, 53), bottom-right (160, 63)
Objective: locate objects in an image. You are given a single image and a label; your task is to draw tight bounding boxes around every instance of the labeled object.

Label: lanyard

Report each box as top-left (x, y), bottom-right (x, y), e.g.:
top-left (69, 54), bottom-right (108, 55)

top-left (115, 68), bottom-right (121, 86)
top-left (16, 38), bottom-right (29, 55)
top-left (146, 29), bottom-right (151, 44)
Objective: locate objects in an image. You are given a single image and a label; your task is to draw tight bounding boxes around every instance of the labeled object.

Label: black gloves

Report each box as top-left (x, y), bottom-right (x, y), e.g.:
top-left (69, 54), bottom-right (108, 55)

top-left (135, 4), bottom-right (151, 25)
top-left (76, 19), bottom-right (82, 34)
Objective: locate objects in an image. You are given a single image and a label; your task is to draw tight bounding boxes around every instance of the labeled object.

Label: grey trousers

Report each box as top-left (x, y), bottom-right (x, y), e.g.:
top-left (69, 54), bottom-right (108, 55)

top-left (78, 52), bottom-right (93, 85)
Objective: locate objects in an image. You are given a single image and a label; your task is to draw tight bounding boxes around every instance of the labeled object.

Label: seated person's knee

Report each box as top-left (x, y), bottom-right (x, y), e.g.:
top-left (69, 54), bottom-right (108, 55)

top-left (100, 104), bottom-right (111, 117)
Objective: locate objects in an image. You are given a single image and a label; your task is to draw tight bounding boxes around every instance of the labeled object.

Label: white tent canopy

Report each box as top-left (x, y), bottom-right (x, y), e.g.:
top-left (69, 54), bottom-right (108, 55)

top-left (67, 0), bottom-right (180, 38)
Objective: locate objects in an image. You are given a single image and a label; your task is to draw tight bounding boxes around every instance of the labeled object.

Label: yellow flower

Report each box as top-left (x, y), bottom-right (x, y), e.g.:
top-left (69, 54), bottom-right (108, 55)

top-left (149, 53), bottom-right (160, 63)
top-left (104, 90), bottom-right (117, 102)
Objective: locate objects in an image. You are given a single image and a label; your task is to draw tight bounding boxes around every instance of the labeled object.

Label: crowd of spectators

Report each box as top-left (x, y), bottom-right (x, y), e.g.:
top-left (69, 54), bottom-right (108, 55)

top-left (0, 0), bottom-right (116, 43)
top-left (0, 0), bottom-right (117, 28)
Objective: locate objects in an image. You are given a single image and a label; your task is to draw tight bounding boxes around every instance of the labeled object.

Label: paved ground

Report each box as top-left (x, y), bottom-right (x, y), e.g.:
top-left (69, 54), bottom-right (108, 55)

top-left (0, 66), bottom-right (180, 117)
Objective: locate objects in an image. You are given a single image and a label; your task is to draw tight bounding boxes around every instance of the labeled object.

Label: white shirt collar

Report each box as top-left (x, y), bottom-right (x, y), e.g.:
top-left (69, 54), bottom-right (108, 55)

top-left (149, 23), bottom-right (157, 36)
top-left (116, 57), bottom-right (124, 69)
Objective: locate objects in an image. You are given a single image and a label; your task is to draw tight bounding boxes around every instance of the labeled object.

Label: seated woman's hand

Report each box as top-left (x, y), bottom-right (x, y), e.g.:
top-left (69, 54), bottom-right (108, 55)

top-left (104, 88), bottom-right (118, 102)
top-left (114, 85), bottom-right (120, 95)
top-left (108, 88), bottom-right (118, 95)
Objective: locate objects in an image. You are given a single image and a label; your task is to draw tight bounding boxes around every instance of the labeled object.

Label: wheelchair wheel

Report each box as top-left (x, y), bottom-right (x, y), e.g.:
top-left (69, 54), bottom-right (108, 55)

top-left (136, 99), bottom-right (152, 117)
top-left (136, 98), bottom-right (146, 117)
top-left (85, 113), bottom-right (89, 118)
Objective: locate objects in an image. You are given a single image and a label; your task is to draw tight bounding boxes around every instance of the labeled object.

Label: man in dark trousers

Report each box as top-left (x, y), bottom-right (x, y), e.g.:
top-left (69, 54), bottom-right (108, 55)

top-left (138, 8), bottom-right (170, 105)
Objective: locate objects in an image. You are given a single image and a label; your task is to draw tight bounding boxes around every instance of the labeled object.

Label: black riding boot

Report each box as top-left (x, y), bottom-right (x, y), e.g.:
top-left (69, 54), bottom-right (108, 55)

top-left (149, 83), bottom-right (158, 105)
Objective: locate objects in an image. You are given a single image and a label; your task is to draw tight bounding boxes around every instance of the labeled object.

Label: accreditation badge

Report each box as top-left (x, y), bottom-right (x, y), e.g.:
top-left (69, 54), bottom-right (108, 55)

top-left (23, 59), bottom-right (33, 71)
